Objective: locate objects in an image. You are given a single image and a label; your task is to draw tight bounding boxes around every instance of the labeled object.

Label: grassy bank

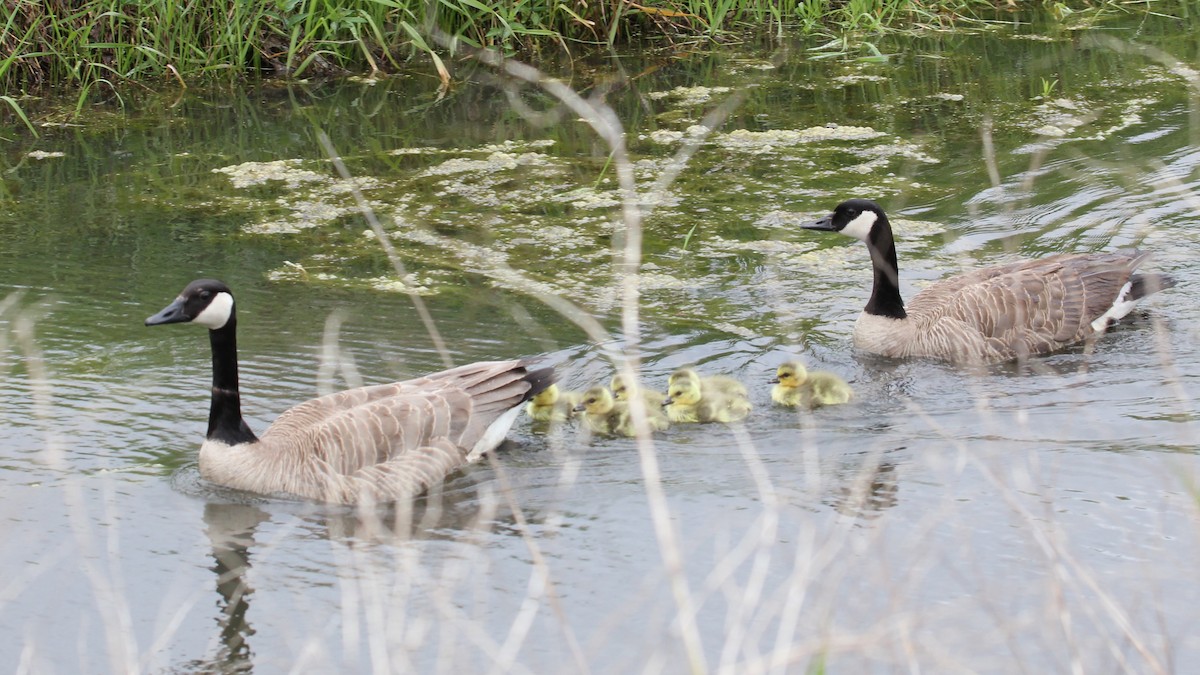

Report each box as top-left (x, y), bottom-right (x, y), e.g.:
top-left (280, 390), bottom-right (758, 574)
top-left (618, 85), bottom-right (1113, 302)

top-left (0, 0), bottom-right (1187, 132)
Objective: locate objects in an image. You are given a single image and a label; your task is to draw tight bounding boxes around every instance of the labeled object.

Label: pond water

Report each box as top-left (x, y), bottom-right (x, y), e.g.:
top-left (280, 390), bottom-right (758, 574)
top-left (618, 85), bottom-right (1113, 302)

top-left (3, 12), bottom-right (1200, 673)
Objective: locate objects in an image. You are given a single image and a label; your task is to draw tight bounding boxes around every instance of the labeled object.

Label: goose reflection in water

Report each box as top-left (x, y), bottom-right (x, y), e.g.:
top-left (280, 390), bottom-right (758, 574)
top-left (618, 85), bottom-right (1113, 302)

top-left (829, 458), bottom-right (900, 520)
top-left (182, 478), bottom-right (493, 671)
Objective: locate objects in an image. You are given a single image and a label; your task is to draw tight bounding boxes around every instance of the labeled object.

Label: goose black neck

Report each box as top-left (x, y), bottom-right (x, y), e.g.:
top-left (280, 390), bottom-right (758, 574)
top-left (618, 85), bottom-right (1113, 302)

top-left (864, 214), bottom-right (907, 320)
top-left (207, 318), bottom-right (259, 445)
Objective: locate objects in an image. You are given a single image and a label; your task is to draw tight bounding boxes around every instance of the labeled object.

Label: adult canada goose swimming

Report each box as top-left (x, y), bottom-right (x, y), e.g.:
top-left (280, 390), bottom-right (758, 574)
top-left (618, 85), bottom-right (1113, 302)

top-left (525, 383), bottom-right (581, 424)
top-left (770, 361), bottom-right (853, 408)
top-left (802, 199), bottom-right (1175, 364)
top-left (145, 279), bottom-right (554, 505)
top-left (663, 368), bottom-right (752, 424)
top-left (573, 385), bottom-right (669, 436)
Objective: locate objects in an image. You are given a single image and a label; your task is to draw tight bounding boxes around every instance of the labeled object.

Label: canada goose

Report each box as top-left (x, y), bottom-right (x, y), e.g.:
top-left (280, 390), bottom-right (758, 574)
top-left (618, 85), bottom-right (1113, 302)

top-left (663, 368), bottom-right (752, 424)
top-left (770, 361), bottom-right (853, 408)
top-left (573, 386), bottom-right (669, 436)
top-left (802, 199), bottom-right (1175, 364)
top-left (610, 373), bottom-right (667, 408)
top-left (525, 383), bottom-right (581, 424)
top-left (145, 279), bottom-right (554, 505)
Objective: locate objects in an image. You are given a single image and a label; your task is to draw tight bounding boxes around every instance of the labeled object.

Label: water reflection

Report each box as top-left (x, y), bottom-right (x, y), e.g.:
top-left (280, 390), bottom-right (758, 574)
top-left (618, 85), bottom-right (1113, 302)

top-left (828, 459), bottom-right (900, 520)
top-left (183, 476), bottom-right (496, 674)
top-left (200, 503), bottom-right (267, 674)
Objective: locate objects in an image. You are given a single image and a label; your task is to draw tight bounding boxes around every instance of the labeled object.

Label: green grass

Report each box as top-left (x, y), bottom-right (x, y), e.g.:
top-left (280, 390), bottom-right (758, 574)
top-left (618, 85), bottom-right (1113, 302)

top-left (0, 0), bottom-right (1190, 131)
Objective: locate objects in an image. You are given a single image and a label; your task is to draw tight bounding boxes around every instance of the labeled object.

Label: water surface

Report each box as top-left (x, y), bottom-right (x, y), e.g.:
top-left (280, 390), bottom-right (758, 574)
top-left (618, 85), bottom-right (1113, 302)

top-left (2, 13), bottom-right (1199, 673)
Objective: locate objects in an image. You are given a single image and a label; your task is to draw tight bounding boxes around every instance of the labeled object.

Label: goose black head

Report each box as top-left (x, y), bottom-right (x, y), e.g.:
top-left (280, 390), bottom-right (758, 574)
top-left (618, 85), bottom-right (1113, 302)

top-left (801, 198), bottom-right (885, 243)
top-left (145, 279), bottom-right (236, 330)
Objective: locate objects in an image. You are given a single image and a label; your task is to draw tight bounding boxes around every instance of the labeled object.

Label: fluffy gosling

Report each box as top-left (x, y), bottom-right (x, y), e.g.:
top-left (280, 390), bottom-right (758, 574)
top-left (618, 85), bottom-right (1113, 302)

top-left (770, 361), bottom-right (853, 408)
top-left (574, 386), bottom-right (669, 437)
top-left (610, 373), bottom-right (668, 407)
top-left (663, 368), bottom-right (752, 424)
top-left (525, 383), bottom-right (582, 424)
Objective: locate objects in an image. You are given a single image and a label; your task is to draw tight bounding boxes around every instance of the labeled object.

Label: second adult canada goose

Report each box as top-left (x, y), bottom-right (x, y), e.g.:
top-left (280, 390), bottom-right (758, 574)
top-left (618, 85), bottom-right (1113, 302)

top-left (770, 361), bottom-right (853, 408)
top-left (663, 368), bottom-right (752, 424)
top-left (802, 199), bottom-right (1175, 364)
top-left (145, 279), bottom-right (554, 505)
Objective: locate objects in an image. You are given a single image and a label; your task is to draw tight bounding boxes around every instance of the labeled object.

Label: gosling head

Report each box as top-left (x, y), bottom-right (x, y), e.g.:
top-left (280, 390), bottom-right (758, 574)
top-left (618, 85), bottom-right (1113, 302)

top-left (574, 386), bottom-right (616, 415)
top-left (801, 198), bottom-right (885, 243)
top-left (667, 367), bottom-right (700, 387)
top-left (771, 361), bottom-right (809, 389)
top-left (610, 373), bottom-right (634, 402)
top-left (145, 279), bottom-right (236, 330)
top-left (530, 383), bottom-right (561, 406)
top-left (663, 377), bottom-right (702, 407)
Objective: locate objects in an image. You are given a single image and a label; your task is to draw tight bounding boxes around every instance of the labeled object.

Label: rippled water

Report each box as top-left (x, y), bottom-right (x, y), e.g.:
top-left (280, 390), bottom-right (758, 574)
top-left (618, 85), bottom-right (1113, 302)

top-left (3, 13), bottom-right (1200, 673)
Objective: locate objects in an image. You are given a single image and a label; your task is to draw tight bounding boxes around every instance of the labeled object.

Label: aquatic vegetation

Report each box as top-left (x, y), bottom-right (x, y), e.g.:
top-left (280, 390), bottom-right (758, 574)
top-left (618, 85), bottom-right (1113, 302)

top-left (646, 85), bottom-right (733, 107)
top-left (213, 160), bottom-right (330, 189)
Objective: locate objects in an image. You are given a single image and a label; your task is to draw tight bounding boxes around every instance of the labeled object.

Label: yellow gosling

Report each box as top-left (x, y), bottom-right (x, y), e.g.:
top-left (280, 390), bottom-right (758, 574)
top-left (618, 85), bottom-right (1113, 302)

top-left (771, 361), bottom-right (853, 408)
top-left (663, 368), bottom-right (751, 424)
top-left (574, 386), bottom-right (668, 436)
top-left (525, 383), bottom-right (582, 424)
top-left (610, 373), bottom-right (668, 408)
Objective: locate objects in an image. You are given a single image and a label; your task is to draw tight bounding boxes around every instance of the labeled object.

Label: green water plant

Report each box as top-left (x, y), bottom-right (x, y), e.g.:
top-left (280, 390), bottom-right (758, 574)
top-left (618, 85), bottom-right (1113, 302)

top-left (0, 0), bottom-right (1189, 131)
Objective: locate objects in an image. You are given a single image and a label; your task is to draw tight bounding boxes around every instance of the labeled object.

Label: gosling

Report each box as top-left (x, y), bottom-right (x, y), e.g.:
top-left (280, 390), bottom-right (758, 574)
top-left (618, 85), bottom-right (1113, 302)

top-left (574, 386), bottom-right (670, 437)
top-left (610, 373), bottom-right (667, 408)
top-left (770, 361), bottom-right (853, 408)
top-left (663, 368), bottom-right (752, 424)
top-left (525, 383), bottom-right (582, 424)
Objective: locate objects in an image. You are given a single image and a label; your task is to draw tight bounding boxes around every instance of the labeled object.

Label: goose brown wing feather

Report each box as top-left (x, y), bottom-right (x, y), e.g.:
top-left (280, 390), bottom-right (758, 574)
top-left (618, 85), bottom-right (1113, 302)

top-left (259, 360), bottom-right (535, 481)
top-left (911, 251), bottom-right (1147, 360)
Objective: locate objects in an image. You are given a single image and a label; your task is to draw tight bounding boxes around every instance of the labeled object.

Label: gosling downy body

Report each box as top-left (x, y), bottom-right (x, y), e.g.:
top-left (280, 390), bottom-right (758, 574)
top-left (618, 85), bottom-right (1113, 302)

top-left (663, 368), bottom-right (752, 424)
top-left (802, 199), bottom-right (1175, 364)
top-left (771, 361), bottom-right (853, 408)
top-left (525, 383), bottom-right (581, 424)
top-left (146, 279), bottom-right (553, 505)
top-left (573, 386), bottom-right (669, 437)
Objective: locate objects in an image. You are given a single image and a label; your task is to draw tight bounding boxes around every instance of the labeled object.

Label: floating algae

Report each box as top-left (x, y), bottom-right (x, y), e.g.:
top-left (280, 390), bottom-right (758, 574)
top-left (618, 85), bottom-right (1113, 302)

top-left (212, 159), bottom-right (329, 189)
top-left (646, 85), bottom-right (733, 106)
top-left (715, 126), bottom-right (886, 154)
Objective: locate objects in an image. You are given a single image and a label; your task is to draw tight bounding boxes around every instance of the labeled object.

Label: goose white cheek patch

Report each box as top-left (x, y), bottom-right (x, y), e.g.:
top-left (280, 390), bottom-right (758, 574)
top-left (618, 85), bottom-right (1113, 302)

top-left (841, 210), bottom-right (878, 242)
top-left (1090, 281), bottom-right (1136, 332)
top-left (194, 292), bottom-right (234, 329)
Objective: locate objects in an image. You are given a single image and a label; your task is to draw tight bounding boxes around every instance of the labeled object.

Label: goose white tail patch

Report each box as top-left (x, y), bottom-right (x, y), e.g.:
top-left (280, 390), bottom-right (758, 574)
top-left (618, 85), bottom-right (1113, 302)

top-left (194, 291), bottom-right (235, 330)
top-left (467, 405), bottom-right (523, 462)
top-left (841, 209), bottom-right (878, 242)
top-left (1090, 281), bottom-right (1137, 333)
